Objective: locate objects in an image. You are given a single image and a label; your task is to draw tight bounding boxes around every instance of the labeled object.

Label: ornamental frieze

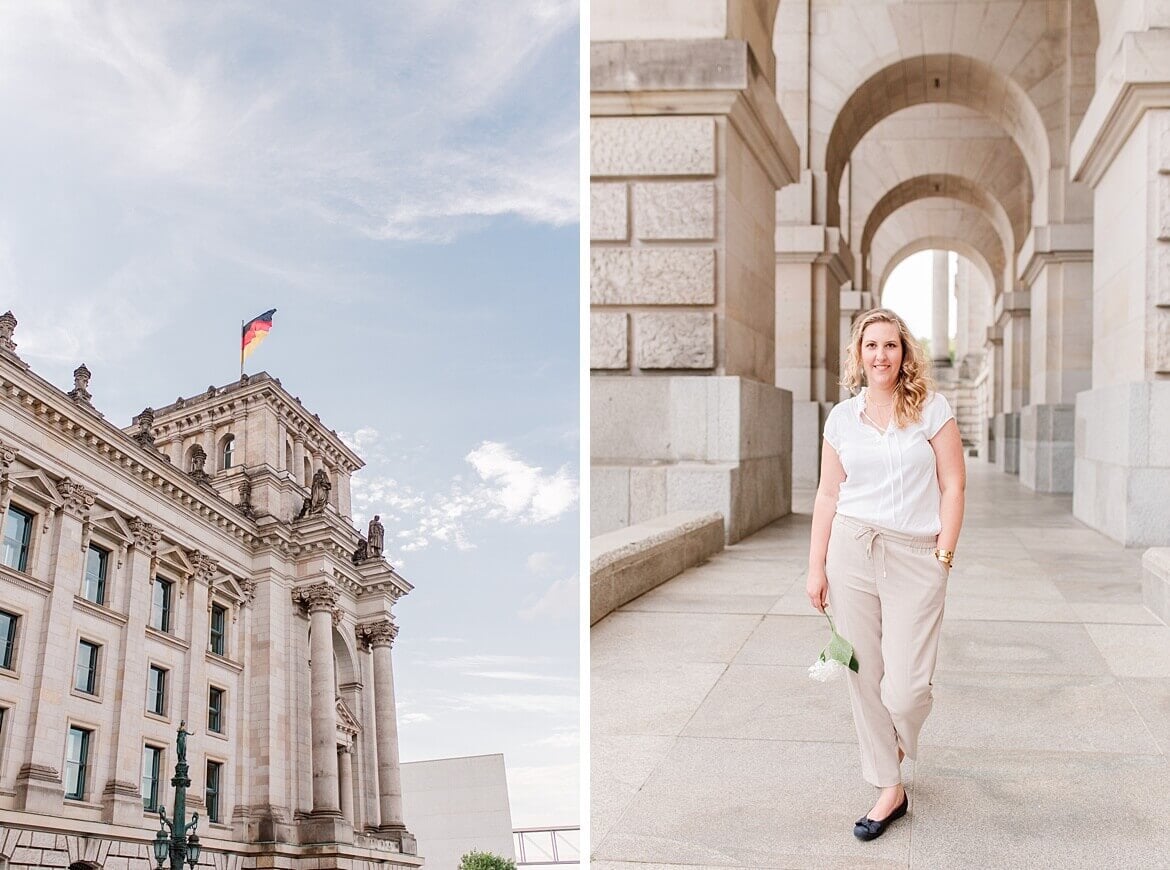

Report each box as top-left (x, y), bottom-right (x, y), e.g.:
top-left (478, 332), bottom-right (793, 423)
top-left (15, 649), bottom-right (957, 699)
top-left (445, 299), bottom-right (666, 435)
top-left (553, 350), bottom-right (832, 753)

top-left (128, 516), bottom-right (162, 551)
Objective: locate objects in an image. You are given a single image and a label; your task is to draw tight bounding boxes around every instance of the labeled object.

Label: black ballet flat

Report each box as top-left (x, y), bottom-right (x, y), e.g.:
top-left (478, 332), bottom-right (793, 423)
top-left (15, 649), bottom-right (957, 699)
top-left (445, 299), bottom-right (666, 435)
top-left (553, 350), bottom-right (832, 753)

top-left (853, 793), bottom-right (908, 841)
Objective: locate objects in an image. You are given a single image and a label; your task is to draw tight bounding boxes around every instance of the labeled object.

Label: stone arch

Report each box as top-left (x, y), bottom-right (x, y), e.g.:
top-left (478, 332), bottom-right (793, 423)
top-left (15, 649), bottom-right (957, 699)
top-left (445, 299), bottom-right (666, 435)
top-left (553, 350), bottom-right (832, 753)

top-left (332, 623), bottom-right (359, 689)
top-left (879, 238), bottom-right (996, 305)
top-left (871, 196), bottom-right (1008, 296)
top-left (845, 104), bottom-right (1033, 259)
top-left (861, 174), bottom-right (1015, 275)
top-left (824, 54), bottom-right (1051, 228)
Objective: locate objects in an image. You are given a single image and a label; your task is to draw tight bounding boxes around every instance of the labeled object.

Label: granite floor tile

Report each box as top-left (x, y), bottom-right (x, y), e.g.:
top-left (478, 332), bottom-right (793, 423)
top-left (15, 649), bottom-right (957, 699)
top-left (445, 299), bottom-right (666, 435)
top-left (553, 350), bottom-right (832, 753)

top-left (1084, 623), bottom-right (1170, 677)
top-left (592, 611), bottom-right (763, 667)
top-left (591, 735), bottom-right (678, 848)
top-left (935, 620), bottom-right (1110, 675)
top-left (591, 660), bottom-right (727, 737)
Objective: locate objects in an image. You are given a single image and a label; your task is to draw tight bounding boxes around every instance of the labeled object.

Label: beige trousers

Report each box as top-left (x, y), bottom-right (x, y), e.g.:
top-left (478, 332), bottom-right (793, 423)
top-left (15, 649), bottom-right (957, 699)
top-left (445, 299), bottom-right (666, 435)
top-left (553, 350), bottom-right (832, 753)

top-left (826, 513), bottom-right (949, 788)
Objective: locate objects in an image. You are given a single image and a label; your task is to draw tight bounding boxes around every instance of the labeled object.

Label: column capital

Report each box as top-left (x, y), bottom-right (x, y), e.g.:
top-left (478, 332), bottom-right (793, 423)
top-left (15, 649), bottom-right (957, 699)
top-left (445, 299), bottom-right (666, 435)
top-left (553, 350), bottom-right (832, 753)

top-left (56, 477), bottom-right (96, 519)
top-left (189, 549), bottom-right (219, 584)
top-left (358, 619), bottom-right (398, 650)
top-left (294, 581), bottom-right (340, 613)
top-left (128, 516), bottom-right (162, 552)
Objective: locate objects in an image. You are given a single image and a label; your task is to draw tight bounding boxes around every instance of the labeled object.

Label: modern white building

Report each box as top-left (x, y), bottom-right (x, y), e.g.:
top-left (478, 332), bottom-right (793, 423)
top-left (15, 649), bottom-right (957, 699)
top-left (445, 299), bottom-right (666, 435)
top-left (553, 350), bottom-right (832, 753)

top-left (0, 310), bottom-right (419, 869)
top-left (400, 754), bottom-right (515, 870)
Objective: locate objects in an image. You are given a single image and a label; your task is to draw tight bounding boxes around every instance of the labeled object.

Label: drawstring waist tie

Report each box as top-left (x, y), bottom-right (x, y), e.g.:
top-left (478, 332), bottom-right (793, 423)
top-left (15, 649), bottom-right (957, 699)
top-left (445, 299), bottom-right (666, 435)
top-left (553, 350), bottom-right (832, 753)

top-left (835, 514), bottom-right (937, 580)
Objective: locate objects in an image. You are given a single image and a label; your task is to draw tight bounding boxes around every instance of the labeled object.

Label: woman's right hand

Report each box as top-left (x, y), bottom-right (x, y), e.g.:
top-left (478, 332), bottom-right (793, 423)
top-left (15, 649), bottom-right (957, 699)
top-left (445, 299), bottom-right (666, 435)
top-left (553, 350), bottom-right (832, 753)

top-left (806, 568), bottom-right (828, 612)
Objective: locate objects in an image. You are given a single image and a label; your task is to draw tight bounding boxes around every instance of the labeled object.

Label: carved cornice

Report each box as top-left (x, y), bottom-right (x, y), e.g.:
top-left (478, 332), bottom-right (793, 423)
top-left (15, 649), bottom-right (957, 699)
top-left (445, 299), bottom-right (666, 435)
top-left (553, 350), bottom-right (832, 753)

top-left (357, 618), bottom-right (398, 650)
top-left (56, 476), bottom-right (96, 519)
top-left (293, 581), bottom-right (340, 613)
top-left (0, 372), bottom-right (259, 547)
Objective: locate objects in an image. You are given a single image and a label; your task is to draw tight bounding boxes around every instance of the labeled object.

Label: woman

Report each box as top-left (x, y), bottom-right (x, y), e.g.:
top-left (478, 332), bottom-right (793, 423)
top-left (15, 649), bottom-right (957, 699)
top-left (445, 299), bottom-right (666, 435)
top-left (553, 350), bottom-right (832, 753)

top-left (806, 308), bottom-right (966, 841)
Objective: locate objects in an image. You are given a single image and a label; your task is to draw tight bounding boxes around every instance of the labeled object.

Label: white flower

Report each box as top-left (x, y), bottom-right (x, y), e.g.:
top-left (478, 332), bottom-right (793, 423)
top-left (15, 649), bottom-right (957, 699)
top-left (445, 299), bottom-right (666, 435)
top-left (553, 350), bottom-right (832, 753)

top-left (808, 657), bottom-right (847, 683)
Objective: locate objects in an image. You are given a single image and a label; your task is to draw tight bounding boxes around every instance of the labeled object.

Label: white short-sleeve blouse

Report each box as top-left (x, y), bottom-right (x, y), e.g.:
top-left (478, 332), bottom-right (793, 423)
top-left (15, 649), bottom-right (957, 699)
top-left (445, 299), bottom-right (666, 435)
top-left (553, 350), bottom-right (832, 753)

top-left (823, 388), bottom-right (955, 536)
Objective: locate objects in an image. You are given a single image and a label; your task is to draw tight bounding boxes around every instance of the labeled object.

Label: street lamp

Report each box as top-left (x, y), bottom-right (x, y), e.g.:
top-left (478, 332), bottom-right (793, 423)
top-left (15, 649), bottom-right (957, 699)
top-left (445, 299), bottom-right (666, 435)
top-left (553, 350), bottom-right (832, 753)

top-left (152, 721), bottom-right (205, 870)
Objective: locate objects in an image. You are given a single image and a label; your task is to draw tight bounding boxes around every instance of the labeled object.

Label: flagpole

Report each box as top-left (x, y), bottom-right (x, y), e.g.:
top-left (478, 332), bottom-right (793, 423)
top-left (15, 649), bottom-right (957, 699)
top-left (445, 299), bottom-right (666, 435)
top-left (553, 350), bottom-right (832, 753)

top-left (240, 320), bottom-right (244, 379)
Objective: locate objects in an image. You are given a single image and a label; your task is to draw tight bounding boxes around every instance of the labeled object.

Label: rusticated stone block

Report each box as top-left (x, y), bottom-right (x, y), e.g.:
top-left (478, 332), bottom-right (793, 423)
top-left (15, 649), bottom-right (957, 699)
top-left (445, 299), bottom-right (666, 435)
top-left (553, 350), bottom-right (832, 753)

top-left (591, 117), bottom-right (716, 177)
top-left (591, 248), bottom-right (715, 305)
top-left (591, 312), bottom-right (629, 370)
top-left (634, 182), bottom-right (716, 240)
top-left (591, 183), bottom-right (628, 241)
top-left (1157, 311), bottom-right (1170, 373)
top-left (635, 312), bottom-right (715, 369)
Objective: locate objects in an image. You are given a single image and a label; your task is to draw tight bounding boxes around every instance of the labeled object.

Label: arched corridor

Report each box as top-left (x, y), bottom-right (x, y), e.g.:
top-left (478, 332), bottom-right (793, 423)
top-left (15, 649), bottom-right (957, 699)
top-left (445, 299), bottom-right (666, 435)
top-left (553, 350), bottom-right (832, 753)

top-left (591, 460), bottom-right (1170, 867)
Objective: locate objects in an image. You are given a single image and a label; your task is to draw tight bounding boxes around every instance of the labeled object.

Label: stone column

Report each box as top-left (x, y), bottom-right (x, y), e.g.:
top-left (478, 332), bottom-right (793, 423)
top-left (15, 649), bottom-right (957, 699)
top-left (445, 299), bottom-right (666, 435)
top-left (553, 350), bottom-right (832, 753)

top-left (1018, 225), bottom-right (1093, 493)
top-left (1069, 25), bottom-right (1170, 547)
top-left (931, 250), bottom-right (952, 371)
top-left (359, 619), bottom-right (411, 845)
top-left (100, 515), bottom-right (160, 824)
top-left (590, 35), bottom-right (800, 542)
top-left (775, 225), bottom-right (848, 492)
top-left (984, 325), bottom-right (1004, 464)
top-left (993, 293), bottom-right (1030, 474)
top-left (338, 745), bottom-right (354, 824)
top-left (297, 582), bottom-right (342, 817)
top-left (16, 479), bottom-right (94, 814)
top-left (293, 437), bottom-right (306, 482)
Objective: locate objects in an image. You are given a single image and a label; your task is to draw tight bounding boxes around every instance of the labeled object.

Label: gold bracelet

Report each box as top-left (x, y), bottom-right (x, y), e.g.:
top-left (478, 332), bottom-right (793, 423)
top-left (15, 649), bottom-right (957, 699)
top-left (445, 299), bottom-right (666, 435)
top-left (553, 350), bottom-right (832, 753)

top-left (935, 548), bottom-right (954, 567)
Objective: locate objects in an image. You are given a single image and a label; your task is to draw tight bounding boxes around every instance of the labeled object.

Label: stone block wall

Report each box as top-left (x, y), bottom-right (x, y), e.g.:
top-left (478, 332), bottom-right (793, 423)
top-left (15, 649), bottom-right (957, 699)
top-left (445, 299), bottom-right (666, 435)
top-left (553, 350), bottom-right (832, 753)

top-left (590, 116), bottom-right (728, 377)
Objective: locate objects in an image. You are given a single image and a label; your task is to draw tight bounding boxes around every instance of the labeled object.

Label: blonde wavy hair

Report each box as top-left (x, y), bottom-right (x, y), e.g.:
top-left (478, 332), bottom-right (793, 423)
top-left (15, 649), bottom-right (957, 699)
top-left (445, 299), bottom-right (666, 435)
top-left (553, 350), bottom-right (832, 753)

top-left (840, 308), bottom-right (933, 427)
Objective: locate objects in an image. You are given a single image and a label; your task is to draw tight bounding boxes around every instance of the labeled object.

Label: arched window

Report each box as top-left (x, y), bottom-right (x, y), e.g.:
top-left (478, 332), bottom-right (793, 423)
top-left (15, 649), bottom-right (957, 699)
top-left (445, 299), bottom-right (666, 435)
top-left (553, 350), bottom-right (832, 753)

top-left (220, 434), bottom-right (236, 470)
top-left (303, 457), bottom-right (313, 488)
top-left (285, 440), bottom-right (294, 472)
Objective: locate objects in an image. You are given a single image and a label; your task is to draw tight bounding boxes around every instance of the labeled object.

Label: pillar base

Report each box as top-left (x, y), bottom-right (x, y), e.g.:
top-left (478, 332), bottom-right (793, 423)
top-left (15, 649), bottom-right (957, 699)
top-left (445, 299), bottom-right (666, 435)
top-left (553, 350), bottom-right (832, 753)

top-left (993, 412), bottom-right (1020, 474)
top-left (591, 376), bottom-right (793, 543)
top-left (1019, 404), bottom-right (1074, 493)
top-left (1143, 549), bottom-right (1170, 627)
top-left (14, 765), bottom-right (64, 815)
top-left (372, 825), bottom-right (417, 855)
top-left (1074, 382), bottom-right (1170, 547)
top-left (300, 811), bottom-right (354, 846)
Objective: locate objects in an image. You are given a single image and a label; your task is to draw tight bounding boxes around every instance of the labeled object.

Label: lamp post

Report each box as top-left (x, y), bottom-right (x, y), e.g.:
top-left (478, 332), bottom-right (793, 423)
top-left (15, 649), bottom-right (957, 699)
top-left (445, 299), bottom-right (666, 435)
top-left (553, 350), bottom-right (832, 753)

top-left (152, 721), bottom-right (204, 870)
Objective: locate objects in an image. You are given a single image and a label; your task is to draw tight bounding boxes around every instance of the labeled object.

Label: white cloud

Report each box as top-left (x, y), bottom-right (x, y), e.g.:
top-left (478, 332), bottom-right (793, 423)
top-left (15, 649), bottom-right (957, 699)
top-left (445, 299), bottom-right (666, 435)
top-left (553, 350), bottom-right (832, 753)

top-left (526, 551), bottom-right (557, 574)
top-left (442, 692), bottom-right (577, 717)
top-left (399, 712), bottom-right (433, 726)
top-left (507, 763), bottom-right (580, 827)
top-left (430, 654), bottom-right (559, 671)
top-left (519, 575), bottom-right (578, 622)
top-left (464, 671), bottom-right (574, 685)
top-left (348, 431), bottom-right (578, 554)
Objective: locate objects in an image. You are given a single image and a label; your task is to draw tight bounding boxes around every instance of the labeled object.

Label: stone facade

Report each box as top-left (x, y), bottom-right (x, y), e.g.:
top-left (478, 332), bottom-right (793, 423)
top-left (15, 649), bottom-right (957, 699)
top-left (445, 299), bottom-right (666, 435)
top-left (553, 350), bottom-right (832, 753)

top-left (591, 0), bottom-right (1170, 561)
top-left (0, 315), bottom-right (419, 869)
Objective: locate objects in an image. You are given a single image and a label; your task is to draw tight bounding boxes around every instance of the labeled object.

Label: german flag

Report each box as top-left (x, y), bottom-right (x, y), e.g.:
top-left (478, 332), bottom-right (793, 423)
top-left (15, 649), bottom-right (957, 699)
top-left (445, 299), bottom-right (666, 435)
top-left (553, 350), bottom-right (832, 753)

top-left (241, 309), bottom-right (276, 364)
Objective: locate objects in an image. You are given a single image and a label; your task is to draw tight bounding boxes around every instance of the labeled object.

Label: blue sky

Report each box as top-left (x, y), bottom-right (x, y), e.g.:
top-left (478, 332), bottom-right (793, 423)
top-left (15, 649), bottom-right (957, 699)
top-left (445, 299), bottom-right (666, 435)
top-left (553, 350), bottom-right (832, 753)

top-left (0, 1), bottom-right (579, 827)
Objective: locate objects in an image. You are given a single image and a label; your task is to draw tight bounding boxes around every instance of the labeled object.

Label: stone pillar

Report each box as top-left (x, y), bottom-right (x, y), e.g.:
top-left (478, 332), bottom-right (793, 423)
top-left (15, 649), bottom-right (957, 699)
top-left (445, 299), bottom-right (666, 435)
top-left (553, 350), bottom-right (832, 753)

top-left (993, 292), bottom-right (1030, 474)
top-left (775, 226), bottom-right (848, 493)
top-left (1017, 225), bottom-right (1093, 493)
top-left (931, 250), bottom-right (952, 372)
top-left (590, 35), bottom-right (800, 541)
top-left (16, 480), bottom-right (94, 814)
top-left (304, 584), bottom-right (340, 814)
top-left (100, 516), bottom-right (160, 823)
top-left (293, 582), bottom-right (351, 844)
top-left (1068, 27), bottom-right (1170, 546)
top-left (338, 745), bottom-right (354, 824)
top-left (984, 325), bottom-right (1004, 464)
top-left (359, 619), bottom-right (411, 844)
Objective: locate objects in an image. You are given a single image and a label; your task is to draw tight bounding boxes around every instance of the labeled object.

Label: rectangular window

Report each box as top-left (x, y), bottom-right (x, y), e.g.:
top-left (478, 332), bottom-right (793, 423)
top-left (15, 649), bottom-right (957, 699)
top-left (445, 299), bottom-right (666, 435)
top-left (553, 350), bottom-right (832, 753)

top-left (209, 604), bottom-right (226, 656)
top-left (142, 744), bottom-right (163, 811)
top-left (2, 506), bottom-right (32, 572)
top-left (74, 639), bottom-right (100, 695)
top-left (150, 578), bottom-right (172, 633)
top-left (207, 686), bottom-right (224, 733)
top-left (147, 665), bottom-right (167, 716)
top-left (82, 544), bottom-right (108, 605)
top-left (64, 725), bottom-right (91, 800)
top-left (0, 609), bottom-right (17, 670)
top-left (205, 760), bottom-right (222, 823)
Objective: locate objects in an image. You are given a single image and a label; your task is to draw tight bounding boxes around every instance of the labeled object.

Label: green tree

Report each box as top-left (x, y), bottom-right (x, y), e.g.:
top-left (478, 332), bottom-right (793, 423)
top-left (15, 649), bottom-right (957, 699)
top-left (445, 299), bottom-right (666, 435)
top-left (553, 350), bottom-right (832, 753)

top-left (458, 850), bottom-right (517, 870)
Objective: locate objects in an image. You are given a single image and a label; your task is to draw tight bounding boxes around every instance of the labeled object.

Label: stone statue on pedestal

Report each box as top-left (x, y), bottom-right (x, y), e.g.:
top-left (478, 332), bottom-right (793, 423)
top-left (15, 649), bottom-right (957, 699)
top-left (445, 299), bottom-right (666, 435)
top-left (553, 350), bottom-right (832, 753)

top-left (368, 515), bottom-right (384, 557)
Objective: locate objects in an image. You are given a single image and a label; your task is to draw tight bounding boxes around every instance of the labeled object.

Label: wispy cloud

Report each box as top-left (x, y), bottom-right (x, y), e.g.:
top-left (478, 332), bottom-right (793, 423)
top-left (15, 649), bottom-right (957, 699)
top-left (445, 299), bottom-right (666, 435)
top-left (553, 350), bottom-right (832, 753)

top-left (346, 430), bottom-right (578, 554)
top-left (519, 574), bottom-right (578, 622)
